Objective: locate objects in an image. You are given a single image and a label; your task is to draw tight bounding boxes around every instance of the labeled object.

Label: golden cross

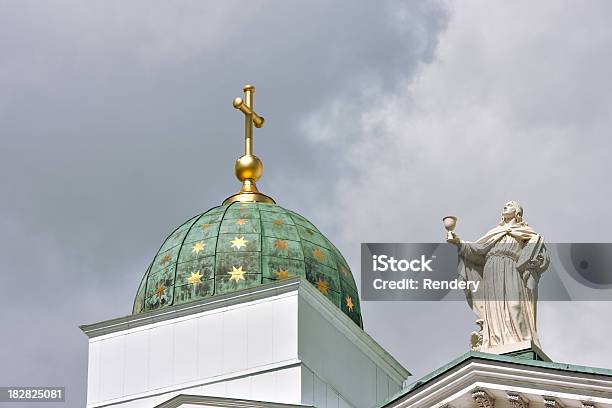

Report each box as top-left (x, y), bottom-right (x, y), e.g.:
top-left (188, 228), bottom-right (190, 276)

top-left (223, 85), bottom-right (275, 205)
top-left (233, 85), bottom-right (264, 156)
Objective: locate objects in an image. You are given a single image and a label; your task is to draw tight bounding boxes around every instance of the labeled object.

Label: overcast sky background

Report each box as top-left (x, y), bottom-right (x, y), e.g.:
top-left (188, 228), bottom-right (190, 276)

top-left (2, 1), bottom-right (612, 407)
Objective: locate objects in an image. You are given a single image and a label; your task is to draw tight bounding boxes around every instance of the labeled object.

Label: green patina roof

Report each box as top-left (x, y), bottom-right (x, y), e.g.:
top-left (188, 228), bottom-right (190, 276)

top-left (133, 201), bottom-right (362, 328)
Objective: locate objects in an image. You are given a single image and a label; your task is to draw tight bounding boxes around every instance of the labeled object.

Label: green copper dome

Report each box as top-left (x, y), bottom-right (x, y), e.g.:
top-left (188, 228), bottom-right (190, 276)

top-left (133, 201), bottom-right (362, 328)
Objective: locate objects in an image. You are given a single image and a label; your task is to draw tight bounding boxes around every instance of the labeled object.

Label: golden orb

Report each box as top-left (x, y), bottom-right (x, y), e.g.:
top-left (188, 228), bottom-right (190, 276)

top-left (235, 154), bottom-right (263, 182)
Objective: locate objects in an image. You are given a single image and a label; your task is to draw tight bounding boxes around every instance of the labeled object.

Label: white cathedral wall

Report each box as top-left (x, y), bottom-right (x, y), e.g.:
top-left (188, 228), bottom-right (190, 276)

top-left (86, 291), bottom-right (300, 407)
top-left (84, 281), bottom-right (407, 408)
top-left (97, 365), bottom-right (303, 408)
top-left (300, 365), bottom-right (359, 408)
top-left (297, 294), bottom-right (403, 408)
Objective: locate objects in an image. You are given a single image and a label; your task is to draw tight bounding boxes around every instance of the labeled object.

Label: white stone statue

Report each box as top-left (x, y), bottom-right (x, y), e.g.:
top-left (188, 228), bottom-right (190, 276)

top-left (446, 201), bottom-right (550, 351)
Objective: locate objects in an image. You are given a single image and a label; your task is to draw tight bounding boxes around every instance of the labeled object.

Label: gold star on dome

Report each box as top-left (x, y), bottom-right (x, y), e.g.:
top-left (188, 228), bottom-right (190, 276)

top-left (345, 295), bottom-right (354, 312)
top-left (312, 248), bottom-right (326, 262)
top-left (306, 228), bottom-right (315, 235)
top-left (274, 239), bottom-right (288, 251)
top-left (135, 300), bottom-right (143, 313)
top-left (192, 241), bottom-right (205, 254)
top-left (276, 268), bottom-right (290, 280)
top-left (228, 266), bottom-right (246, 283)
top-left (200, 223), bottom-right (210, 230)
top-left (316, 279), bottom-right (329, 295)
top-left (188, 271), bottom-right (203, 285)
top-left (236, 218), bottom-right (247, 226)
top-left (159, 254), bottom-right (172, 266)
top-left (230, 236), bottom-right (248, 250)
top-left (155, 282), bottom-right (166, 299)
top-left (339, 265), bottom-right (349, 276)
top-left (272, 219), bottom-right (284, 226)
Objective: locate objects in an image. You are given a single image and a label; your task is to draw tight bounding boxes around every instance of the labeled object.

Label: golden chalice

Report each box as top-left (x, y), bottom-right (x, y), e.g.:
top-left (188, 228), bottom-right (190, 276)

top-left (443, 216), bottom-right (458, 242)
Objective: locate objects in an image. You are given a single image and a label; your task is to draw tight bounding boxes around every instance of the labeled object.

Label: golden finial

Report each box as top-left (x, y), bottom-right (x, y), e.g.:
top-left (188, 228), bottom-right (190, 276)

top-left (223, 85), bottom-right (275, 204)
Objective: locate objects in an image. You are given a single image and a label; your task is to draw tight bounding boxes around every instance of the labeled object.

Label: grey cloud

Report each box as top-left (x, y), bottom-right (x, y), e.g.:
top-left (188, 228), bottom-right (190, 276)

top-left (306, 0), bottom-right (612, 376)
top-left (0, 1), bottom-right (447, 407)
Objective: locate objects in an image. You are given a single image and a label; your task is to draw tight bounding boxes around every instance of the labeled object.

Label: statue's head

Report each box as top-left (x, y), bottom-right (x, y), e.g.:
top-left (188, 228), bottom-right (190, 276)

top-left (500, 200), bottom-right (525, 225)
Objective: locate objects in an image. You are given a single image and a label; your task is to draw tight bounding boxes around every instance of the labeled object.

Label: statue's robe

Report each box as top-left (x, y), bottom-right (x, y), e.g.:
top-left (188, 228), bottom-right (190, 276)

top-left (458, 223), bottom-right (549, 349)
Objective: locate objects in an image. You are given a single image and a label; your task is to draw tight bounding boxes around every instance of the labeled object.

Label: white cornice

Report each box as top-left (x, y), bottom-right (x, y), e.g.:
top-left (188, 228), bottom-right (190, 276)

top-left (153, 394), bottom-right (312, 408)
top-left (80, 278), bottom-right (304, 339)
top-left (386, 358), bottom-right (612, 408)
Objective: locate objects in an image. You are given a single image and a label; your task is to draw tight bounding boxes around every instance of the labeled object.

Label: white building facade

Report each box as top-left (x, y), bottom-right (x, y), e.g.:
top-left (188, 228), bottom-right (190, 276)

top-left (380, 352), bottom-right (612, 408)
top-left (81, 277), bottom-right (408, 408)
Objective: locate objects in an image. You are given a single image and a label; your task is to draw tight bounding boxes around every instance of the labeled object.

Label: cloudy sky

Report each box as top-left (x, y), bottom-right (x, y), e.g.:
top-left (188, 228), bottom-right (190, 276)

top-left (2, 1), bottom-right (612, 407)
